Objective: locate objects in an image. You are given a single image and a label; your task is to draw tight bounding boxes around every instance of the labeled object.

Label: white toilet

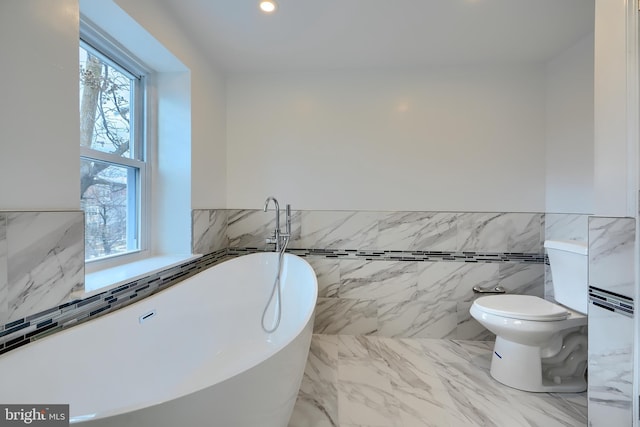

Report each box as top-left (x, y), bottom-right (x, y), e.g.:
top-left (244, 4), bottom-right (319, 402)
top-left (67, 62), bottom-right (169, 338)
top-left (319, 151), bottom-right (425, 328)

top-left (469, 240), bottom-right (588, 392)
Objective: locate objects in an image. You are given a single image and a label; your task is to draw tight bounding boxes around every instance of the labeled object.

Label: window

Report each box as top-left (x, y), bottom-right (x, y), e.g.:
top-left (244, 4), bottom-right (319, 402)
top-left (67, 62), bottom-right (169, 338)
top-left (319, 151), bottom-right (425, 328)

top-left (79, 27), bottom-right (148, 262)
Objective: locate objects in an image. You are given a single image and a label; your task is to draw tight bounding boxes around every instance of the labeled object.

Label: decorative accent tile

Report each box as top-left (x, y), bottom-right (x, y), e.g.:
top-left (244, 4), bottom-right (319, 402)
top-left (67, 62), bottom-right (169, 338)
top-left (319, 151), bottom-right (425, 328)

top-left (2, 207), bottom-right (551, 354)
top-left (229, 247), bottom-right (545, 264)
top-left (0, 249), bottom-right (228, 355)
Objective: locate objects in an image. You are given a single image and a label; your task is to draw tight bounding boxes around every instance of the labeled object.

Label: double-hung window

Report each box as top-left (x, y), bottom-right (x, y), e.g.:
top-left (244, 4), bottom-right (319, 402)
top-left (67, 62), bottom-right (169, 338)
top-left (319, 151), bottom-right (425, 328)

top-left (79, 26), bottom-right (148, 263)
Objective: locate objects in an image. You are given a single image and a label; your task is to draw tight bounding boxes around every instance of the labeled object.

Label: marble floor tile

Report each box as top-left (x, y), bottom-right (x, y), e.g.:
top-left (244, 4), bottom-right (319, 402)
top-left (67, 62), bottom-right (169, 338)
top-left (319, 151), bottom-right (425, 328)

top-left (290, 334), bottom-right (587, 427)
top-left (337, 382), bottom-right (402, 427)
top-left (393, 385), bottom-right (457, 427)
top-left (289, 377), bottom-right (339, 427)
top-left (337, 335), bottom-right (382, 360)
top-left (375, 337), bottom-right (444, 390)
top-left (506, 393), bottom-right (588, 427)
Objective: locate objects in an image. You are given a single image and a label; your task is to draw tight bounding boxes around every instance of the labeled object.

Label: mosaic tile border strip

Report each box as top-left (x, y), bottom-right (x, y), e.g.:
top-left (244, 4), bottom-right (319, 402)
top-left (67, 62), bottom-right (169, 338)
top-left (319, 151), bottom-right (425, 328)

top-left (228, 247), bottom-right (546, 264)
top-left (0, 246), bottom-right (546, 356)
top-left (0, 249), bottom-right (229, 355)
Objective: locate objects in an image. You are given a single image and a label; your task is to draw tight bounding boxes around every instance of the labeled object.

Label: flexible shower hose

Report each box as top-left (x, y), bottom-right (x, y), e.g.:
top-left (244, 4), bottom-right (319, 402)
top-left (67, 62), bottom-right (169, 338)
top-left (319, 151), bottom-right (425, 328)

top-left (261, 235), bottom-right (290, 333)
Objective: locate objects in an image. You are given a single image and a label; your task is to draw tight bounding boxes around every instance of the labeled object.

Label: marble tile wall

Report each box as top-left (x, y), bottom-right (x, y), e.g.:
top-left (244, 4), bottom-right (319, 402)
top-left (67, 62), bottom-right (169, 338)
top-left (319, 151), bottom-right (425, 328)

top-left (587, 216), bottom-right (635, 427)
top-left (192, 209), bottom-right (228, 254)
top-left (309, 257), bottom-right (544, 340)
top-left (0, 211), bottom-right (84, 326)
top-left (588, 216), bottom-right (635, 298)
top-left (224, 209), bottom-right (544, 253)
top-left (0, 249), bottom-right (228, 355)
top-left (544, 213), bottom-right (590, 302)
top-left (196, 209), bottom-right (547, 340)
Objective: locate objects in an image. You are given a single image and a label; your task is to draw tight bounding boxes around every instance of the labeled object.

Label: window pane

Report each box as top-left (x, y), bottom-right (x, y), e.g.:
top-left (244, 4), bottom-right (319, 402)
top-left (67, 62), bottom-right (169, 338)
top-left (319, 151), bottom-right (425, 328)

top-left (79, 45), bottom-right (134, 158)
top-left (81, 159), bottom-right (138, 260)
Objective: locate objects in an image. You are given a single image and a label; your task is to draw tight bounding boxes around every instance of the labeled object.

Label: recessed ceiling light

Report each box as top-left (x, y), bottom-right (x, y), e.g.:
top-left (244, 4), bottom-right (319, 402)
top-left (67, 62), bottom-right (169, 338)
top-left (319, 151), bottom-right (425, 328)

top-left (259, 0), bottom-right (277, 13)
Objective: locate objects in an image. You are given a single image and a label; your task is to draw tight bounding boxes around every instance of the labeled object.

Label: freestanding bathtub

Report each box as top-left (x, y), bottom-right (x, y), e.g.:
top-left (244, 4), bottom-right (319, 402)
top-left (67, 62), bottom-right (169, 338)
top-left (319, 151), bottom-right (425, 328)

top-left (0, 253), bottom-right (317, 427)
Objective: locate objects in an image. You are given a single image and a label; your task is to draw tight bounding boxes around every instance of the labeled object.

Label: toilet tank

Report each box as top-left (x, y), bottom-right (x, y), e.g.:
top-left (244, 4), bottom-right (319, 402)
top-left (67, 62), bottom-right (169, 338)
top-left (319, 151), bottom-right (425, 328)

top-left (544, 240), bottom-right (588, 314)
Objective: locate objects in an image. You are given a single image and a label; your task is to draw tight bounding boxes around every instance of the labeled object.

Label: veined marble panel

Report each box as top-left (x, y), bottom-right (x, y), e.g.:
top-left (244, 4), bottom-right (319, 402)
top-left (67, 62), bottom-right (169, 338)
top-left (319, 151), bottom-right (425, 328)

top-left (545, 213), bottom-right (589, 242)
top-left (339, 260), bottom-right (417, 303)
top-left (337, 357), bottom-right (402, 426)
top-left (435, 361), bottom-right (531, 426)
top-left (455, 301), bottom-right (495, 341)
top-left (0, 214), bottom-right (7, 324)
top-left (290, 335), bottom-right (587, 427)
top-left (544, 264), bottom-right (555, 302)
top-left (227, 209), bottom-right (301, 248)
top-left (376, 212), bottom-right (459, 251)
top-left (191, 209), bottom-right (227, 254)
top-left (588, 216), bottom-right (635, 298)
top-left (498, 263), bottom-right (544, 297)
top-left (377, 299), bottom-right (457, 339)
top-left (337, 335), bottom-right (383, 360)
top-left (304, 334), bottom-right (339, 384)
top-left (6, 211), bottom-right (84, 323)
top-left (314, 297), bottom-right (377, 335)
top-left (289, 376), bottom-right (338, 427)
top-left (299, 211), bottom-right (380, 250)
top-left (394, 384), bottom-right (457, 427)
top-left (417, 261), bottom-right (499, 303)
top-left (457, 212), bottom-right (543, 253)
top-left (588, 303), bottom-right (633, 427)
top-left (507, 392), bottom-right (588, 426)
top-left (306, 258), bottom-right (340, 298)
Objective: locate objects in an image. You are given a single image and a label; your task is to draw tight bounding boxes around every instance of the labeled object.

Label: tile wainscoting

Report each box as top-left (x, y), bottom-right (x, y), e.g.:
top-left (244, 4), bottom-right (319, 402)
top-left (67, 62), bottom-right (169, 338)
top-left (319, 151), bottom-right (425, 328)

top-left (0, 208), bottom-right (589, 355)
top-left (587, 216), bottom-right (635, 427)
top-left (0, 250), bottom-right (228, 355)
top-left (0, 211), bottom-right (84, 326)
top-left (197, 209), bottom-right (558, 340)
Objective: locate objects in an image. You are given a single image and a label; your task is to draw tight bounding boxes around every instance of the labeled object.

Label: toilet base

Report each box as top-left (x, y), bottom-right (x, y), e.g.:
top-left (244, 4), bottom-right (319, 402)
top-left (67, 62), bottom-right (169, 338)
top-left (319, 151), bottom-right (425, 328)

top-left (490, 336), bottom-right (587, 393)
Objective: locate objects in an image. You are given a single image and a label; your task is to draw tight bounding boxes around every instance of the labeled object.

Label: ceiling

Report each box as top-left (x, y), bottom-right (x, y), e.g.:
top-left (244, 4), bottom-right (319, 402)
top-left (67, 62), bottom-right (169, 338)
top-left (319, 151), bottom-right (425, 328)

top-left (159, 0), bottom-right (595, 73)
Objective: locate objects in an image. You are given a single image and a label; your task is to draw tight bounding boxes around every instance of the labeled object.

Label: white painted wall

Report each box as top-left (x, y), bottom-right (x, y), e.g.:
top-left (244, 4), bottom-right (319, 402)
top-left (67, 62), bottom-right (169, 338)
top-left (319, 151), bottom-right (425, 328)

top-left (545, 33), bottom-right (595, 214)
top-left (0, 0), bottom-right (80, 210)
top-left (113, 0), bottom-right (227, 209)
top-left (226, 65), bottom-right (547, 212)
top-left (593, 0), bottom-right (636, 217)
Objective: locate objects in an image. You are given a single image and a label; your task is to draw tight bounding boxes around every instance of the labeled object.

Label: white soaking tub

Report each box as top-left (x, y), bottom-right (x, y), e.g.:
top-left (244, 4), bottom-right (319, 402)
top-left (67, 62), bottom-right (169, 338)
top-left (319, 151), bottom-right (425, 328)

top-left (0, 253), bottom-right (317, 427)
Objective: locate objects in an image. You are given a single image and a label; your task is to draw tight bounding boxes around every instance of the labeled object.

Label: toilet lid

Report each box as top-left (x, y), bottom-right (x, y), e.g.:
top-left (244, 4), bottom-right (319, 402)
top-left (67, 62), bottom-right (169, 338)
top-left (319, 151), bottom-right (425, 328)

top-left (473, 295), bottom-right (570, 321)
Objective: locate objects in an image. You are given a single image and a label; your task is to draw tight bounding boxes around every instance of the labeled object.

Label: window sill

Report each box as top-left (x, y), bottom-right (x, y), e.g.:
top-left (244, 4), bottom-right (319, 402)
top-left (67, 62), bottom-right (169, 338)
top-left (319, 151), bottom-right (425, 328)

top-left (80, 254), bottom-right (202, 299)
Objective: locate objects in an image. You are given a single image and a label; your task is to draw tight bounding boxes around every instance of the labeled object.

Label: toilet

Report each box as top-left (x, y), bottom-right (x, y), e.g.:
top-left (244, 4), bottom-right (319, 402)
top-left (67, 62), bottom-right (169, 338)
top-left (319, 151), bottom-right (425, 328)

top-left (469, 240), bottom-right (588, 392)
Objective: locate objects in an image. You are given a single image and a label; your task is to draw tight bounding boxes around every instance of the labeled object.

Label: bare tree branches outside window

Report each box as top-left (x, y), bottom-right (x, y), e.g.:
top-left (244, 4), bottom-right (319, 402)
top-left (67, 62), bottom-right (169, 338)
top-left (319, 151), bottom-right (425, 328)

top-left (80, 45), bottom-right (139, 260)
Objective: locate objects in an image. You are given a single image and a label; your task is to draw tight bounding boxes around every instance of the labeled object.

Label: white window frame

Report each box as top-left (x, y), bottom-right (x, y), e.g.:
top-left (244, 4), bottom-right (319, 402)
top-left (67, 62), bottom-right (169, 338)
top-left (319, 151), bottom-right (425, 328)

top-left (80, 17), bottom-right (153, 271)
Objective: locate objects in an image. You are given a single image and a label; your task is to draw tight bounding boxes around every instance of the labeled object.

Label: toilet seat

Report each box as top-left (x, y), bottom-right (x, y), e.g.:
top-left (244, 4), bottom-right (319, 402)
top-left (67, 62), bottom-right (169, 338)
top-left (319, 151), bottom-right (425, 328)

top-left (473, 295), bottom-right (570, 321)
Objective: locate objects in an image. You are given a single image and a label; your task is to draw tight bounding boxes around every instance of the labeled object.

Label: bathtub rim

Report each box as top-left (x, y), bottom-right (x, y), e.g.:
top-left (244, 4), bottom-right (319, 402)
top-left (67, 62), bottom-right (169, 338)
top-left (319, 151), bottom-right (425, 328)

top-left (0, 252), bottom-right (318, 424)
top-left (75, 252), bottom-right (317, 423)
